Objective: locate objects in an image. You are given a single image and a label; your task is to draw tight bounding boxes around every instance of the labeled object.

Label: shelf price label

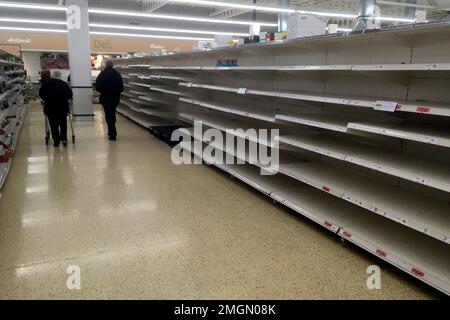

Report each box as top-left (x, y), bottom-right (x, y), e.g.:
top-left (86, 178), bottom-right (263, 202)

top-left (414, 176), bottom-right (426, 185)
top-left (423, 136), bottom-right (437, 144)
top-left (376, 249), bottom-right (387, 257)
top-left (374, 100), bottom-right (398, 112)
top-left (237, 88), bottom-right (247, 95)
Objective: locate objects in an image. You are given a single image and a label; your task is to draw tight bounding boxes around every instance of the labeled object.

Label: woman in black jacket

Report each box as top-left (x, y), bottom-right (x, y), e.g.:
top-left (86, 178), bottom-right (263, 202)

top-left (39, 70), bottom-right (73, 147)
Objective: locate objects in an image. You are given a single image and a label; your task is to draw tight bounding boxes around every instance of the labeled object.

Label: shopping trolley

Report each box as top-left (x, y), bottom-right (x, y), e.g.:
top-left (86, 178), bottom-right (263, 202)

top-left (44, 113), bottom-right (76, 145)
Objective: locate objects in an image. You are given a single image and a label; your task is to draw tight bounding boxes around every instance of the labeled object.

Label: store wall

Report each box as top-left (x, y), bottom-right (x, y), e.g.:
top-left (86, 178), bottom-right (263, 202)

top-left (22, 51), bottom-right (42, 82)
top-left (1, 30), bottom-right (196, 82)
top-left (0, 31), bottom-right (196, 55)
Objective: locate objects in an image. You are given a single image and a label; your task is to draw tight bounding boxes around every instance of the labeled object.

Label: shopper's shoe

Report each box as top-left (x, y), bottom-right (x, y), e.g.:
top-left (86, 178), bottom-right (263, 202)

top-left (62, 140), bottom-right (68, 147)
top-left (108, 136), bottom-right (116, 141)
top-left (54, 142), bottom-right (60, 147)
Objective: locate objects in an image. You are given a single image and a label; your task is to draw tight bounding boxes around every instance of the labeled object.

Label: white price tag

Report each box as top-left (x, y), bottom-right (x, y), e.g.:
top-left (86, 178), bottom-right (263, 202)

top-left (414, 176), bottom-right (426, 184)
top-left (375, 65), bottom-right (384, 71)
top-left (374, 101), bottom-right (398, 112)
top-left (423, 136), bottom-right (437, 144)
top-left (426, 64), bottom-right (437, 70)
top-left (186, 82), bottom-right (192, 88)
top-left (374, 164), bottom-right (383, 171)
top-left (369, 206), bottom-right (378, 213)
top-left (237, 88), bottom-right (247, 95)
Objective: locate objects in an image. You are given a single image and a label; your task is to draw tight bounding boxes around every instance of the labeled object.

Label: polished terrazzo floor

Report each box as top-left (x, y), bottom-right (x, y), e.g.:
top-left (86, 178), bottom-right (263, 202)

top-left (0, 102), bottom-right (438, 299)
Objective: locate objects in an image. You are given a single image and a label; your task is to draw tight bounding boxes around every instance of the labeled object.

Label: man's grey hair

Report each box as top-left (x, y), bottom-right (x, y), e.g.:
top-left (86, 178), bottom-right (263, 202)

top-left (51, 70), bottom-right (62, 80)
top-left (102, 59), bottom-right (114, 69)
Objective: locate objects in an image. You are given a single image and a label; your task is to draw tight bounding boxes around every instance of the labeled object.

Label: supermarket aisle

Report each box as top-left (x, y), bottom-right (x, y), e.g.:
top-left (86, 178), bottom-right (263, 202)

top-left (0, 101), bottom-right (436, 299)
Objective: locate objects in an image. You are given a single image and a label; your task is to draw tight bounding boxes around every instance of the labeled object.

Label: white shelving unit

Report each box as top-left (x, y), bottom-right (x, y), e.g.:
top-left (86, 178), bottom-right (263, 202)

top-left (180, 97), bottom-right (276, 123)
top-left (277, 133), bottom-right (450, 192)
top-left (0, 50), bottom-right (27, 190)
top-left (117, 104), bottom-right (174, 128)
top-left (179, 112), bottom-right (279, 148)
top-left (347, 122), bottom-right (450, 148)
top-left (115, 22), bottom-right (450, 294)
top-left (275, 113), bottom-right (350, 133)
top-left (180, 140), bottom-right (450, 295)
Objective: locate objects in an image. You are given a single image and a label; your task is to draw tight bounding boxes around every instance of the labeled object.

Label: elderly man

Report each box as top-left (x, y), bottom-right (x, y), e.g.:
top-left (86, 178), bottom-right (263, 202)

top-left (39, 70), bottom-right (73, 147)
top-left (95, 60), bottom-right (124, 141)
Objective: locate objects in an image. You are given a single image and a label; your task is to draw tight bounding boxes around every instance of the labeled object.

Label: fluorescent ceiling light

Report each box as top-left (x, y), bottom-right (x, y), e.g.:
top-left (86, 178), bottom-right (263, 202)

top-left (297, 10), bottom-right (358, 19)
top-left (90, 31), bottom-right (213, 41)
top-left (0, 17), bottom-right (66, 25)
top-left (167, 0), bottom-right (356, 18)
top-left (167, 0), bottom-right (295, 13)
top-left (0, 1), bottom-right (65, 11)
top-left (88, 8), bottom-right (277, 27)
top-left (0, 1), bottom-right (415, 25)
top-left (375, 16), bottom-right (416, 23)
top-left (377, 0), bottom-right (435, 9)
top-left (0, 26), bottom-right (66, 33)
top-left (0, 25), bottom-right (211, 40)
top-left (0, 1), bottom-right (276, 26)
top-left (90, 23), bottom-right (249, 36)
top-left (0, 17), bottom-right (247, 36)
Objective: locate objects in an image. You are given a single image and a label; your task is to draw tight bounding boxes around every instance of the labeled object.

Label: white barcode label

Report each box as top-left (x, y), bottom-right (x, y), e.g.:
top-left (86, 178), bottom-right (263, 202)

top-left (237, 88), bottom-right (247, 95)
top-left (374, 164), bottom-right (383, 171)
top-left (423, 136), bottom-right (437, 144)
top-left (414, 176), bottom-right (426, 184)
top-left (374, 100), bottom-right (398, 112)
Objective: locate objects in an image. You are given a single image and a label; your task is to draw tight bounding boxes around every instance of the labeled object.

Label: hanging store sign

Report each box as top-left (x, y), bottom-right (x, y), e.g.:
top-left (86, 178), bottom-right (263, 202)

top-left (6, 37), bottom-right (31, 44)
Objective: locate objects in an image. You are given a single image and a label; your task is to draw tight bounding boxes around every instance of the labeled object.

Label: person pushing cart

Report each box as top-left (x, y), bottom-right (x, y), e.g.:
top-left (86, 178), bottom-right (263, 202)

top-left (39, 70), bottom-right (75, 147)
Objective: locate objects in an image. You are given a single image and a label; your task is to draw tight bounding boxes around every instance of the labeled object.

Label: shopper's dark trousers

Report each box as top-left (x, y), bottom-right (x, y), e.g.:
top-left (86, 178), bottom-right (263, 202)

top-left (103, 104), bottom-right (118, 139)
top-left (48, 113), bottom-right (67, 145)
